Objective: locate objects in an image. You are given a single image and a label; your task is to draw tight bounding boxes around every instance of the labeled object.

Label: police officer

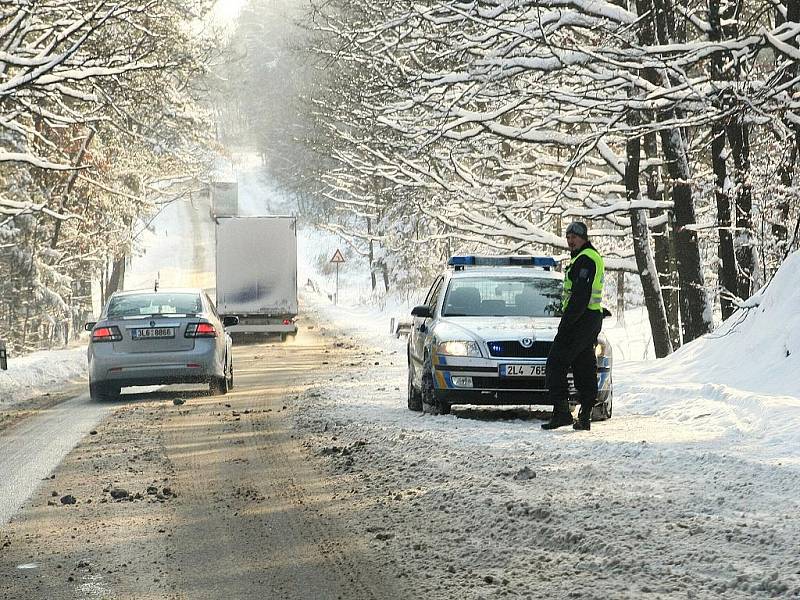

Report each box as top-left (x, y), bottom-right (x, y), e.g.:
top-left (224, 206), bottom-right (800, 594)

top-left (541, 221), bottom-right (605, 431)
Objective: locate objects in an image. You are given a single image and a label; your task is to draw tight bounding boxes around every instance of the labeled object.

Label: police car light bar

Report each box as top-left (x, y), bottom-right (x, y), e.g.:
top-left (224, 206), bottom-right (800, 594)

top-left (448, 255), bottom-right (558, 269)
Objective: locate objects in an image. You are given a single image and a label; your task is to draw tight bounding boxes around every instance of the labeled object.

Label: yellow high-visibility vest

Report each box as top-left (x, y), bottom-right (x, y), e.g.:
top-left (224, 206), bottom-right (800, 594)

top-left (562, 247), bottom-right (604, 312)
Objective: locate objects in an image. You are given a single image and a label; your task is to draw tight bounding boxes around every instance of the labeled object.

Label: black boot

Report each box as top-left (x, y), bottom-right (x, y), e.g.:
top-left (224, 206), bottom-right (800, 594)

top-left (573, 408), bottom-right (591, 431)
top-left (541, 411), bottom-right (574, 430)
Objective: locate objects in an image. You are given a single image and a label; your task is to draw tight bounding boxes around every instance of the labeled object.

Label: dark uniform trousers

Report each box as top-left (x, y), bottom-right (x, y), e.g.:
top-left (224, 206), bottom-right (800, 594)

top-left (545, 308), bottom-right (603, 416)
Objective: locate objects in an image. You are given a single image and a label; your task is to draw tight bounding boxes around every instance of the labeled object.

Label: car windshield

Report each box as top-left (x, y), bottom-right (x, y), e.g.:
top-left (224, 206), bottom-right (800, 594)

top-left (441, 276), bottom-right (562, 317)
top-left (106, 293), bottom-right (202, 318)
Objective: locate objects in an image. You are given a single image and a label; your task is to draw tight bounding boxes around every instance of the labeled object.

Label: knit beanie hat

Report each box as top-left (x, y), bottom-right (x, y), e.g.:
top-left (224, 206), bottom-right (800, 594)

top-left (565, 221), bottom-right (589, 240)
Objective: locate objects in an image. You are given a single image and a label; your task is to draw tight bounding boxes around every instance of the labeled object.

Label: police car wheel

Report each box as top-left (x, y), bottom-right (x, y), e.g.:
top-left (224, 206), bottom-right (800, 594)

top-left (407, 367), bottom-right (422, 411)
top-left (421, 370), bottom-right (450, 415)
top-left (591, 393), bottom-right (612, 421)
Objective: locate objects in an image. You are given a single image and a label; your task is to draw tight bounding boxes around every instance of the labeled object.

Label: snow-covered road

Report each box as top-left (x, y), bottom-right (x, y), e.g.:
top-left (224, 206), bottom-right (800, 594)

top-left (293, 287), bottom-right (800, 599)
top-left (3, 151), bottom-right (799, 598)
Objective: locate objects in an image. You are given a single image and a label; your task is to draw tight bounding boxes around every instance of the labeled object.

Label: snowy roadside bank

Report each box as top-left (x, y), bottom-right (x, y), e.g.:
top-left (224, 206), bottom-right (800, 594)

top-left (0, 346), bottom-right (87, 406)
top-left (293, 290), bottom-right (800, 599)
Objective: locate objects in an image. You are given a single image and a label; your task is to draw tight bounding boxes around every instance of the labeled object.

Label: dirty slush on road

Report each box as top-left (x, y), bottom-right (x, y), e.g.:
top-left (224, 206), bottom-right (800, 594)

top-left (0, 326), bottom-right (407, 600)
top-left (4, 318), bottom-right (800, 600)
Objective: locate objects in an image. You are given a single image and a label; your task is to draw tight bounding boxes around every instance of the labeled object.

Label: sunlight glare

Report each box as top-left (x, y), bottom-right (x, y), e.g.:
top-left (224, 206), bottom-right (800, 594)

top-left (212, 0), bottom-right (246, 25)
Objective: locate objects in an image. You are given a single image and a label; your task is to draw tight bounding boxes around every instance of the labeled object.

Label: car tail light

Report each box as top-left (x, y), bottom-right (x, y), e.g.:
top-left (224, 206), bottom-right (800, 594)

top-left (92, 326), bottom-right (122, 342)
top-left (282, 319), bottom-right (293, 325)
top-left (185, 322), bottom-right (217, 338)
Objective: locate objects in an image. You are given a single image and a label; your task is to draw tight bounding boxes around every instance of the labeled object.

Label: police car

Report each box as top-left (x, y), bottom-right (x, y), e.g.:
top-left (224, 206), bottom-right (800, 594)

top-left (407, 255), bottom-right (613, 418)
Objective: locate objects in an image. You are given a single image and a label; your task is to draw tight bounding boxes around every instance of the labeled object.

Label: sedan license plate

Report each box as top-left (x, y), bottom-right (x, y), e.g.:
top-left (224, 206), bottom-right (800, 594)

top-left (500, 364), bottom-right (546, 377)
top-left (132, 327), bottom-right (174, 340)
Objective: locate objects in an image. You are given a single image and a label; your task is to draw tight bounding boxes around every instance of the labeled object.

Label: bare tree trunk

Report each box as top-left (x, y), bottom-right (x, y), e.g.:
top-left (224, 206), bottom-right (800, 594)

top-left (709, 0), bottom-right (737, 318)
top-left (638, 0), bottom-right (712, 343)
top-left (711, 125), bottom-right (737, 318)
top-left (51, 129), bottom-right (95, 249)
top-left (625, 131), bottom-right (673, 357)
top-left (726, 122), bottom-right (754, 298)
top-left (637, 0), bottom-right (680, 347)
top-left (774, 1), bottom-right (800, 266)
top-left (104, 257), bottom-right (126, 304)
top-left (382, 263), bottom-right (389, 293)
top-left (716, 0), bottom-right (754, 296)
top-left (367, 217), bottom-right (376, 291)
top-left (659, 128), bottom-right (711, 341)
top-left (644, 132), bottom-right (680, 348)
top-left (616, 271), bottom-right (625, 327)
top-left (775, 140), bottom-right (797, 251)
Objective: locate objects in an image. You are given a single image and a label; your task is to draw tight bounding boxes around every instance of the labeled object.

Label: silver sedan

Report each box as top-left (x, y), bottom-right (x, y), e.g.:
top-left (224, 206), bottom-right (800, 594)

top-left (85, 288), bottom-right (237, 401)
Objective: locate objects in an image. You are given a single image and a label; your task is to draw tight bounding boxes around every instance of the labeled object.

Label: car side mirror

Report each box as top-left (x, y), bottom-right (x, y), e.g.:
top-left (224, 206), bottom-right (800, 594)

top-left (222, 316), bottom-right (239, 327)
top-left (84, 322), bottom-right (96, 332)
top-left (411, 305), bottom-right (433, 319)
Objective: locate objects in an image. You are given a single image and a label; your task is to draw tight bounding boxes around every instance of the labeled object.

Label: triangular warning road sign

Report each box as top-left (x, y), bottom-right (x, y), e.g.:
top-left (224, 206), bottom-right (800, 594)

top-left (330, 248), bottom-right (346, 263)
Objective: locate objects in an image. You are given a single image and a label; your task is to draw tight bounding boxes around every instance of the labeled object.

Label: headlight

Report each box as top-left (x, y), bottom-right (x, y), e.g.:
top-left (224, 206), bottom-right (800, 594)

top-left (436, 341), bottom-right (482, 357)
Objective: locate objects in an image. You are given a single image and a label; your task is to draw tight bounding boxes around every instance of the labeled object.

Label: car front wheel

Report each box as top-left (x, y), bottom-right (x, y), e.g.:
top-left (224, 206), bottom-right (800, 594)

top-left (407, 365), bottom-right (422, 411)
top-left (421, 369), bottom-right (450, 416)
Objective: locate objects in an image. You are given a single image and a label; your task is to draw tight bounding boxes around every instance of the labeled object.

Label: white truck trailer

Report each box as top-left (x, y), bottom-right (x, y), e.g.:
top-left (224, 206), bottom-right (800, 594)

top-left (215, 216), bottom-right (298, 339)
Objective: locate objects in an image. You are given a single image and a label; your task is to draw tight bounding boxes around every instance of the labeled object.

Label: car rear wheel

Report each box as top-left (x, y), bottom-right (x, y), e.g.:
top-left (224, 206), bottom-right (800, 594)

top-left (210, 360), bottom-right (230, 396)
top-left (421, 369), bottom-right (450, 416)
top-left (227, 361), bottom-right (234, 390)
top-left (210, 375), bottom-right (228, 395)
top-left (407, 365), bottom-right (422, 411)
top-left (89, 381), bottom-right (120, 402)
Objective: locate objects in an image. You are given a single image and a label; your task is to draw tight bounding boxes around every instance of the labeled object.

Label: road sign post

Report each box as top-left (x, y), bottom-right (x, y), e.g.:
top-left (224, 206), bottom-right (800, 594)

top-left (330, 249), bottom-right (346, 305)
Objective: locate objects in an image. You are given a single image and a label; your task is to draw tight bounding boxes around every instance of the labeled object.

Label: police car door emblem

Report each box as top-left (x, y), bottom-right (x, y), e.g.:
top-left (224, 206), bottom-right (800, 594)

top-left (520, 337), bottom-right (534, 348)
top-left (150, 320), bottom-right (155, 327)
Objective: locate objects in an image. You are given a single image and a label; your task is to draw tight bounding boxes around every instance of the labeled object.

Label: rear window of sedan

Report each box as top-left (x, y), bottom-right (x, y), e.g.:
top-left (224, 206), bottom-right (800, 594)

top-left (106, 293), bottom-right (202, 318)
top-left (442, 277), bottom-right (562, 317)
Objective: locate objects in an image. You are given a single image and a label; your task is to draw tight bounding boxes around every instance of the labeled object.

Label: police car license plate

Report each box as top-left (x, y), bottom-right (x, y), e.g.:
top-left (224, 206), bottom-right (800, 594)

top-left (132, 327), bottom-right (174, 339)
top-left (500, 364), bottom-right (546, 377)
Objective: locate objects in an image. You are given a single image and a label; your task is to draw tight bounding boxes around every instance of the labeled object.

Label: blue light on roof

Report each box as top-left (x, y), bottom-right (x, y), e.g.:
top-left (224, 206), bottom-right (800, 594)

top-left (448, 255), bottom-right (557, 269)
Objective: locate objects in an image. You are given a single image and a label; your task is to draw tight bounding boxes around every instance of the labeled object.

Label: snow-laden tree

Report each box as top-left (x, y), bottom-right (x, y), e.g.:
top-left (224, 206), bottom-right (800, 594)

top-left (0, 0), bottom-right (217, 352)
top-left (282, 0), bottom-right (800, 351)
